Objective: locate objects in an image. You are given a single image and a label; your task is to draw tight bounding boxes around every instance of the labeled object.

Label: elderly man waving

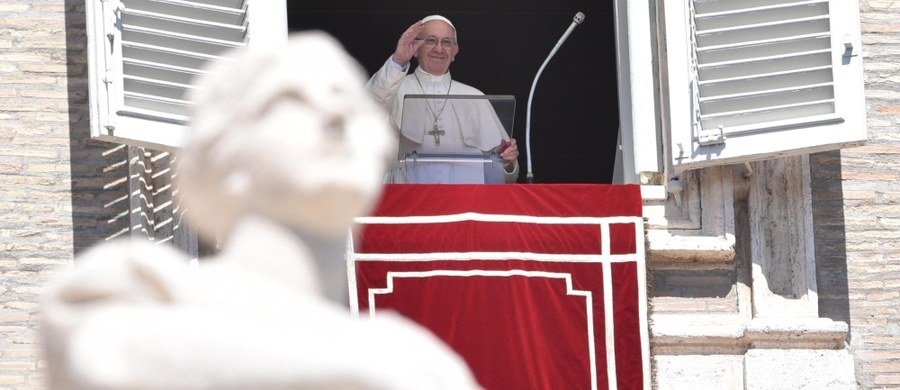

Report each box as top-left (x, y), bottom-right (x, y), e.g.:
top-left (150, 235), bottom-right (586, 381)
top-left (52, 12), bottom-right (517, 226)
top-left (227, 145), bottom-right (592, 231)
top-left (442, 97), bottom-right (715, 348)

top-left (367, 15), bottom-right (520, 183)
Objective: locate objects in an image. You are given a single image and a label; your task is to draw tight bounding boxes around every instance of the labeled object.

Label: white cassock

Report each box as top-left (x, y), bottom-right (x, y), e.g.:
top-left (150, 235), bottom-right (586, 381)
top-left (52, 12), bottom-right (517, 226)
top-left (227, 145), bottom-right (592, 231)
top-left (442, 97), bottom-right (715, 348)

top-left (367, 57), bottom-right (518, 183)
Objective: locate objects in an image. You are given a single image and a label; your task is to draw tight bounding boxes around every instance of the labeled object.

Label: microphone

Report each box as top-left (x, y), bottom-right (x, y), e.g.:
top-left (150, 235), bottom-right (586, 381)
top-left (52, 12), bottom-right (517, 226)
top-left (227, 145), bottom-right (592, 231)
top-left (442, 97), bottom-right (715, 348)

top-left (525, 12), bottom-right (585, 183)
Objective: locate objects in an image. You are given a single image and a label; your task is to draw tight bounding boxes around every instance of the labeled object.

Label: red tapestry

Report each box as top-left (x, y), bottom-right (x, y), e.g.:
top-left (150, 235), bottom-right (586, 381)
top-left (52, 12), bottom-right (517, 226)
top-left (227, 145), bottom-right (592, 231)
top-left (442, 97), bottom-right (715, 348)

top-left (350, 184), bottom-right (649, 390)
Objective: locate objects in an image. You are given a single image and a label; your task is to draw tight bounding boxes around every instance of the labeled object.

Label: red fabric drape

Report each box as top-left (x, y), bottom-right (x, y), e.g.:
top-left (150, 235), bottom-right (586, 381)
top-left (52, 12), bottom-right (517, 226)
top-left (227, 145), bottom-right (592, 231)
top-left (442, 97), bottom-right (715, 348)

top-left (353, 184), bottom-right (646, 390)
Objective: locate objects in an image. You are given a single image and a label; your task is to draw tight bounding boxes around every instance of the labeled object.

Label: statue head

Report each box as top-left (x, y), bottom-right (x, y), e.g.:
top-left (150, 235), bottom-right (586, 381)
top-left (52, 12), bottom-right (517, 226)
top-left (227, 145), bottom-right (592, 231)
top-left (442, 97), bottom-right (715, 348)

top-left (177, 32), bottom-right (395, 242)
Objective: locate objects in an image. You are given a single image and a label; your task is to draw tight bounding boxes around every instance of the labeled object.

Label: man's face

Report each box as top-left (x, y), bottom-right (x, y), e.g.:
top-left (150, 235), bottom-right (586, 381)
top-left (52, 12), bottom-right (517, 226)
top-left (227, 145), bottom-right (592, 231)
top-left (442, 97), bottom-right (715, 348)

top-left (414, 20), bottom-right (458, 75)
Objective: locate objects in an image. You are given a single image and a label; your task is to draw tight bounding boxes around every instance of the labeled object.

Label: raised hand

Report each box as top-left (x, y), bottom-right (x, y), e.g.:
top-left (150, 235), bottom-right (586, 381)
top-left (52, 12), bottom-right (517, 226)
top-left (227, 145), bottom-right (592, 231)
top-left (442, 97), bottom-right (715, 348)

top-left (392, 21), bottom-right (426, 66)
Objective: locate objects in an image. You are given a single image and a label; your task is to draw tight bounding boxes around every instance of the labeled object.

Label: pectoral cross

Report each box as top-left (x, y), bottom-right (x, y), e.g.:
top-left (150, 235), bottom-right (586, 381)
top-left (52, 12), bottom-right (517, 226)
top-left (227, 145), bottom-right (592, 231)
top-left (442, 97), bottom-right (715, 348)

top-left (427, 124), bottom-right (445, 146)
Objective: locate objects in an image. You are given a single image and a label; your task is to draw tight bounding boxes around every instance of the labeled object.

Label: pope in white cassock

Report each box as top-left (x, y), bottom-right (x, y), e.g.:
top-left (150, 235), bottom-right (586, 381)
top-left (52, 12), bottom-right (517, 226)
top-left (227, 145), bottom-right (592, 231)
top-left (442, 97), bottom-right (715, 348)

top-left (367, 15), bottom-right (520, 183)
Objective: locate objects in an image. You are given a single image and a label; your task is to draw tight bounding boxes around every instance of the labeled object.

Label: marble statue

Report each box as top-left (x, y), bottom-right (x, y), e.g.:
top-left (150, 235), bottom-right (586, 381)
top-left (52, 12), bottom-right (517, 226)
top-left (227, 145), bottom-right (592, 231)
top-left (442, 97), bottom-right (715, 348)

top-left (41, 32), bottom-right (481, 390)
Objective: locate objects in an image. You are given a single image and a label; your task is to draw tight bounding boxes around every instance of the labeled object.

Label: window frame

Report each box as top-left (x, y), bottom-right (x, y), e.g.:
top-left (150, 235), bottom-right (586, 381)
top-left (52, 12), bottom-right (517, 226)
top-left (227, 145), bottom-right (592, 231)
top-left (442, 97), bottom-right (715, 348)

top-left (87, 0), bottom-right (865, 183)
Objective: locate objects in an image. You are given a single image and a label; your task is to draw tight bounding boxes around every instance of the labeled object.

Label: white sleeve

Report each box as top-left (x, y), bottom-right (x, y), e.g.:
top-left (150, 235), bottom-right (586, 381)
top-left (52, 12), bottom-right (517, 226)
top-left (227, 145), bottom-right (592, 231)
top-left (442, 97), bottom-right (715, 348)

top-left (504, 160), bottom-right (520, 183)
top-left (365, 56), bottom-right (408, 110)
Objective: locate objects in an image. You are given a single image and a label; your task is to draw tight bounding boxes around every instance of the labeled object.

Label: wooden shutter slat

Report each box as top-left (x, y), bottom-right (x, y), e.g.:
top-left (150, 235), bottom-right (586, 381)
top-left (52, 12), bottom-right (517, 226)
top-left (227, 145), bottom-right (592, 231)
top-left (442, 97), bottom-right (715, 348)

top-left (123, 26), bottom-right (243, 56)
top-left (184, 0), bottom-right (245, 9)
top-left (123, 43), bottom-right (219, 71)
top-left (698, 51), bottom-right (831, 81)
top-left (125, 75), bottom-right (194, 100)
top-left (127, 0), bottom-right (247, 25)
top-left (699, 84), bottom-right (834, 114)
top-left (123, 93), bottom-right (192, 120)
top-left (699, 67), bottom-right (832, 97)
top-left (124, 12), bottom-right (247, 43)
top-left (696, 3), bottom-right (828, 31)
top-left (695, 17), bottom-right (830, 47)
top-left (124, 59), bottom-right (202, 85)
top-left (697, 34), bottom-right (830, 63)
top-left (699, 102), bottom-right (836, 130)
top-left (694, 0), bottom-right (828, 15)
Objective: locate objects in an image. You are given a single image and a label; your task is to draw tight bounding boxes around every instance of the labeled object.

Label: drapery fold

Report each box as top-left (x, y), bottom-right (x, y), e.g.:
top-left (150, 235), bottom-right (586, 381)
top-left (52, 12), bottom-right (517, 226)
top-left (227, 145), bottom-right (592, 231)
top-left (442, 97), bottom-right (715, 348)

top-left (351, 184), bottom-right (647, 390)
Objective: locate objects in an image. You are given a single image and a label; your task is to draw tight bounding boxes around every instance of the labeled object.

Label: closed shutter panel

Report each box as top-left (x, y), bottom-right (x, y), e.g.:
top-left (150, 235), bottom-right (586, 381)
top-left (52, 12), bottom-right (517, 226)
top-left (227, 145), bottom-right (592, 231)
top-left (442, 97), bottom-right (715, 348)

top-left (665, 0), bottom-right (866, 172)
top-left (87, 0), bottom-right (285, 150)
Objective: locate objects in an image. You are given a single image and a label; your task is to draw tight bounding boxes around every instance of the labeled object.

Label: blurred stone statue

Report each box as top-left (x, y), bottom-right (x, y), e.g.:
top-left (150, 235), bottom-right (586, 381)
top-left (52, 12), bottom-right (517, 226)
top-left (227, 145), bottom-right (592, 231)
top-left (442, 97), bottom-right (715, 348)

top-left (41, 32), bottom-right (481, 390)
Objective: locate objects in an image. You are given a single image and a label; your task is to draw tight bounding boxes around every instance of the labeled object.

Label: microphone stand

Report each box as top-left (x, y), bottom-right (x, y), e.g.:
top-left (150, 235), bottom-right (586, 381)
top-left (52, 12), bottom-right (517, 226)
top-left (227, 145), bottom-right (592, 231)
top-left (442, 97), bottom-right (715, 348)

top-left (525, 12), bottom-right (585, 183)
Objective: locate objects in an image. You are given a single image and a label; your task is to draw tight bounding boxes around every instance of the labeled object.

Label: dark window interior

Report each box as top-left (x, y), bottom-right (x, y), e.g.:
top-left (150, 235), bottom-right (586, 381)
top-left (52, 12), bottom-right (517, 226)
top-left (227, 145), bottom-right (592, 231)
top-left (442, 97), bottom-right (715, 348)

top-left (287, 1), bottom-right (618, 183)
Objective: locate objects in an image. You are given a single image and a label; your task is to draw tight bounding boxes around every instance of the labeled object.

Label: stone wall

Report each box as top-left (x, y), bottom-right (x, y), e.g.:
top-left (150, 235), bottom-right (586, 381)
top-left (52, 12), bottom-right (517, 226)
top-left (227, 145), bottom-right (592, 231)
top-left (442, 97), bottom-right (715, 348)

top-left (0, 1), bottom-right (132, 388)
top-left (823, 1), bottom-right (900, 388)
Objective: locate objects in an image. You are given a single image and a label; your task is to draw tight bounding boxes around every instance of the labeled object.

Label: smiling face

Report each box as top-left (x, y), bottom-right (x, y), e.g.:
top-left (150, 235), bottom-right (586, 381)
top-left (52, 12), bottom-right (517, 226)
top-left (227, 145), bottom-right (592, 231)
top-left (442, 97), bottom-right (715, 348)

top-left (414, 20), bottom-right (458, 75)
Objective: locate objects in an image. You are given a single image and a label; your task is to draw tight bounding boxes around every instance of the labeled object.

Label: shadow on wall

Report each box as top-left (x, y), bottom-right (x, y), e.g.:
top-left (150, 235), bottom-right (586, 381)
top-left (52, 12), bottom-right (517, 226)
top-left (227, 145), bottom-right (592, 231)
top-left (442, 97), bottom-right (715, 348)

top-left (65, 0), bottom-right (132, 254)
top-left (66, 1), bottom-right (186, 254)
top-left (810, 150), bottom-right (852, 338)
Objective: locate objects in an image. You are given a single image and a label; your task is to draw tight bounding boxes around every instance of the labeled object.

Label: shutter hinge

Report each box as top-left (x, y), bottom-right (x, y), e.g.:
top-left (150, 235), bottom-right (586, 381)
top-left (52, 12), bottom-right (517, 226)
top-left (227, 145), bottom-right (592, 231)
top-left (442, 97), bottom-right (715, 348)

top-left (698, 125), bottom-right (726, 146)
top-left (638, 171), bottom-right (664, 186)
top-left (843, 34), bottom-right (858, 58)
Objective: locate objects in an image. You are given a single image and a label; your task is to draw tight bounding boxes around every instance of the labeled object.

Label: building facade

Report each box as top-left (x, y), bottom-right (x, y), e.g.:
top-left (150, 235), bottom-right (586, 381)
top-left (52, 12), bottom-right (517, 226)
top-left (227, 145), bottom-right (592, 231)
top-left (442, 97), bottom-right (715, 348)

top-left (0, 0), bottom-right (897, 388)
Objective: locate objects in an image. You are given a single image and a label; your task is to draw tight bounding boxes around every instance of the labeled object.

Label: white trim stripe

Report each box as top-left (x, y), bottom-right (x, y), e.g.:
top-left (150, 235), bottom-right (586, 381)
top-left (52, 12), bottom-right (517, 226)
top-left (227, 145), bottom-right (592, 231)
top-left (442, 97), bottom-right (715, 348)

top-left (368, 269), bottom-right (599, 390)
top-left (600, 223), bottom-right (618, 389)
top-left (345, 230), bottom-right (360, 317)
top-left (353, 252), bottom-right (640, 263)
top-left (355, 213), bottom-right (643, 226)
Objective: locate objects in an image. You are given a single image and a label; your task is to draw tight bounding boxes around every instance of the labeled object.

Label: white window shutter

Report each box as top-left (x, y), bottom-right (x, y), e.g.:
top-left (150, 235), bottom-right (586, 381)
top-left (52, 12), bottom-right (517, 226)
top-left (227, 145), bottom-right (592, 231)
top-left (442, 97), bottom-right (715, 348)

top-left (664, 0), bottom-right (866, 172)
top-left (86, 0), bottom-right (287, 151)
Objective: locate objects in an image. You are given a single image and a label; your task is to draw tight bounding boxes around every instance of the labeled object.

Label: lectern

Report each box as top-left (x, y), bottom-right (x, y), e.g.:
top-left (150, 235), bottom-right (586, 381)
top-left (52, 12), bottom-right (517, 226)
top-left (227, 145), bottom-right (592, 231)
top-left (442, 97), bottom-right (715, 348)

top-left (388, 94), bottom-right (516, 184)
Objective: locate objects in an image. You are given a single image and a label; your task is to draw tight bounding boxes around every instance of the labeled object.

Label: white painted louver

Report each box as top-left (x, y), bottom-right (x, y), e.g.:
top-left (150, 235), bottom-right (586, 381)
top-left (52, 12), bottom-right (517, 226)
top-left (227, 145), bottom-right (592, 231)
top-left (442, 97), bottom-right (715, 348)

top-left (691, 0), bottom-right (836, 135)
top-left (87, 0), bottom-right (285, 150)
top-left (665, 0), bottom-right (866, 172)
top-left (119, 0), bottom-right (248, 124)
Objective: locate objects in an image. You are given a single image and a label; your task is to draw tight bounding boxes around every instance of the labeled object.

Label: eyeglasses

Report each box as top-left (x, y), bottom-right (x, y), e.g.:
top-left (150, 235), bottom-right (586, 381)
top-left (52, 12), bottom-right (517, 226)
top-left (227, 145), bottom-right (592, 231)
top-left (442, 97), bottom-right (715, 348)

top-left (417, 36), bottom-right (456, 49)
